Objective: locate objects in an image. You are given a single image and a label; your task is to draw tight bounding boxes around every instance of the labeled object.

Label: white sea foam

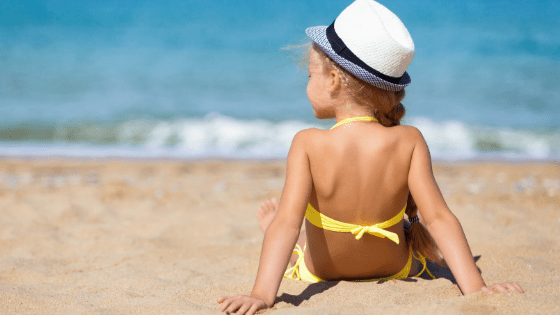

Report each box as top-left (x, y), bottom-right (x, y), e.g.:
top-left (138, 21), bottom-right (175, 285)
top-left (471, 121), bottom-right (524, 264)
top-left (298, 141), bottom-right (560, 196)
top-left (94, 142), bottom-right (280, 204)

top-left (409, 118), bottom-right (477, 159)
top-left (0, 115), bottom-right (558, 160)
top-left (408, 117), bottom-right (559, 160)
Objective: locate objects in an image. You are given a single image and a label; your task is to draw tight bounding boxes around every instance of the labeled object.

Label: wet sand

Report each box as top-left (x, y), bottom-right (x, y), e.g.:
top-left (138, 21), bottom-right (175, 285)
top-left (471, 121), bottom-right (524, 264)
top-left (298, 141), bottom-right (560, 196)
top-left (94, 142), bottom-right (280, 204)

top-left (0, 158), bottom-right (558, 314)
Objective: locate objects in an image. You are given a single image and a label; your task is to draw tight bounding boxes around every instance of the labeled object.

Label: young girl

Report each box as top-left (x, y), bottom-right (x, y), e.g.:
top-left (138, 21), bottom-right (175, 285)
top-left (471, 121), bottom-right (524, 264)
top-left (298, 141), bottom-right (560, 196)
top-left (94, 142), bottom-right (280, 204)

top-left (218, 1), bottom-right (523, 314)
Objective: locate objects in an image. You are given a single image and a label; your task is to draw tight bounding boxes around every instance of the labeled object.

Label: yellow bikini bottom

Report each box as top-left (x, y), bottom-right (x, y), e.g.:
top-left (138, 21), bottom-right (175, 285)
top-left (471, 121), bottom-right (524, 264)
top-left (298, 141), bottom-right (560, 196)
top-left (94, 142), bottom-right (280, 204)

top-left (284, 244), bottom-right (435, 283)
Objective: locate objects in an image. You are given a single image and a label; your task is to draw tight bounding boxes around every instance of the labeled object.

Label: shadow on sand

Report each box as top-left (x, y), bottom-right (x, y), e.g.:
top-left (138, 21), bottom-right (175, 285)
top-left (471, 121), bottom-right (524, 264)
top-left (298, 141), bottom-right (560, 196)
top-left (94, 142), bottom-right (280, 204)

top-left (424, 255), bottom-right (482, 284)
top-left (276, 281), bottom-right (340, 306)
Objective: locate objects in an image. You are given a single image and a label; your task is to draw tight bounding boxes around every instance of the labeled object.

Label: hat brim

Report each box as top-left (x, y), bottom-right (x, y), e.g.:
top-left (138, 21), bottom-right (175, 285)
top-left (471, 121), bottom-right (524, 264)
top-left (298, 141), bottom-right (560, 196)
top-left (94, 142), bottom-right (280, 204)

top-left (306, 26), bottom-right (411, 91)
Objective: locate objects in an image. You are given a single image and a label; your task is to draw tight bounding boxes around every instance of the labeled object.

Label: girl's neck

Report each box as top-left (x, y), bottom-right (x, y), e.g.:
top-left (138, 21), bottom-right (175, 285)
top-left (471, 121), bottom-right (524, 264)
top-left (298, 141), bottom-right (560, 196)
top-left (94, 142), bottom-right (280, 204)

top-left (332, 102), bottom-right (375, 123)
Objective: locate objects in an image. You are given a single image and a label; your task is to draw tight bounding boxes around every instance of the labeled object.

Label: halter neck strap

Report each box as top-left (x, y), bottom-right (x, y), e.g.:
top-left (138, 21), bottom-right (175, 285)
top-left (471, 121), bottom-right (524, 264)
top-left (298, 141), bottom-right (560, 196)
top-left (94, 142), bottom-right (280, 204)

top-left (330, 116), bottom-right (378, 130)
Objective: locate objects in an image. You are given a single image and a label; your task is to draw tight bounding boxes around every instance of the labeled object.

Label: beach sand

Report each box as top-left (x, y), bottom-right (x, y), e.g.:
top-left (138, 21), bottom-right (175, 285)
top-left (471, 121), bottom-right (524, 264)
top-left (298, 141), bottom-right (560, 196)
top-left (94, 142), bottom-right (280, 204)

top-left (0, 158), bottom-right (558, 314)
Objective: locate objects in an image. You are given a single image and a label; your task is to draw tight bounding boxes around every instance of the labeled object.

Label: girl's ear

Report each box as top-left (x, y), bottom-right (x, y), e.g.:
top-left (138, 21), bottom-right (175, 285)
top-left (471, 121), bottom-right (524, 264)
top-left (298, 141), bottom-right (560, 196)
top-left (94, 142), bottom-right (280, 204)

top-left (328, 70), bottom-right (342, 96)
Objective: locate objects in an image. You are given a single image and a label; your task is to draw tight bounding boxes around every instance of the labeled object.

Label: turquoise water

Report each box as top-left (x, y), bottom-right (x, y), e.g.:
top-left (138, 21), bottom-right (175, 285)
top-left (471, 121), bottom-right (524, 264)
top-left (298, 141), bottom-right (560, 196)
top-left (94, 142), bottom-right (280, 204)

top-left (1, 0), bottom-right (559, 159)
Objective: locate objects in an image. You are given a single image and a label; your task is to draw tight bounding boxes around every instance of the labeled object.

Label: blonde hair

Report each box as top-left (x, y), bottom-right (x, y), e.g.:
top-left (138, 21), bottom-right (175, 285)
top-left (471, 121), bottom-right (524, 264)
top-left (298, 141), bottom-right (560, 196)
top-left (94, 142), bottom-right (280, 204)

top-left (309, 43), bottom-right (446, 267)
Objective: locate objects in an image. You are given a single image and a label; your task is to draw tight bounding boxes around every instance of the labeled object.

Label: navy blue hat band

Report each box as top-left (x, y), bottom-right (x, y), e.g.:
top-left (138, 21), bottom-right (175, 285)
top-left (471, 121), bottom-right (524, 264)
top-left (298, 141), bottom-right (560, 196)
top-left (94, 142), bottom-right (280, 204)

top-left (326, 22), bottom-right (403, 85)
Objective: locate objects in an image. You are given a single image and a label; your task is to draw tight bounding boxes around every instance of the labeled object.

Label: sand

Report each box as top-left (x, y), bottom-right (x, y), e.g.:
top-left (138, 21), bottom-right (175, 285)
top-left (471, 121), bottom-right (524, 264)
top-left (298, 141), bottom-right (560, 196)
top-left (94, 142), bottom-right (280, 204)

top-left (0, 158), bottom-right (558, 314)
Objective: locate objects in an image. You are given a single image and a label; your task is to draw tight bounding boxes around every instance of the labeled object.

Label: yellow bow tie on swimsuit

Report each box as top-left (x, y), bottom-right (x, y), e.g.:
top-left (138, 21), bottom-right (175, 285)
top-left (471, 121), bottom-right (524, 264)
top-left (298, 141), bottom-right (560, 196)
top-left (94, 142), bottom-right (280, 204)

top-left (305, 203), bottom-right (406, 244)
top-left (331, 116), bottom-right (378, 130)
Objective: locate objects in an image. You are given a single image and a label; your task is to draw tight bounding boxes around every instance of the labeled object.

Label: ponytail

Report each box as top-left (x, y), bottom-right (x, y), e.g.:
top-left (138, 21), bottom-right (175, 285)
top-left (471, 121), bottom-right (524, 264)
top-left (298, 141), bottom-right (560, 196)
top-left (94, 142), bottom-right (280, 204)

top-left (404, 194), bottom-right (447, 267)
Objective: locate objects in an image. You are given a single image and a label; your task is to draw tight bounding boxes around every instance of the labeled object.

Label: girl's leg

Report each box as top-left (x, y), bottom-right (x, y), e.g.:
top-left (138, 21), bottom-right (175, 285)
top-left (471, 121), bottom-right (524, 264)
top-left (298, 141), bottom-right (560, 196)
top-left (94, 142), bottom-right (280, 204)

top-left (256, 198), bottom-right (279, 233)
top-left (257, 198), bottom-right (307, 267)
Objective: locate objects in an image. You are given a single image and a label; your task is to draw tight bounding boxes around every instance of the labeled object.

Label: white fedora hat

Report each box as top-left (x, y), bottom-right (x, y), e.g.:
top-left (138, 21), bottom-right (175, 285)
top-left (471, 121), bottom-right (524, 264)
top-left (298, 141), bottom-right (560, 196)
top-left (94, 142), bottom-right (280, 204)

top-left (306, 0), bottom-right (415, 91)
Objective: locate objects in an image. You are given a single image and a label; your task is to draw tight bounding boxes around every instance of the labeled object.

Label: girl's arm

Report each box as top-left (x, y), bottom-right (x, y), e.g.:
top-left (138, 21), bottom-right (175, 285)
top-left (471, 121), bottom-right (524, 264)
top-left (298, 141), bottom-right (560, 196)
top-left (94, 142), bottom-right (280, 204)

top-left (218, 130), bottom-right (313, 314)
top-left (407, 128), bottom-right (523, 295)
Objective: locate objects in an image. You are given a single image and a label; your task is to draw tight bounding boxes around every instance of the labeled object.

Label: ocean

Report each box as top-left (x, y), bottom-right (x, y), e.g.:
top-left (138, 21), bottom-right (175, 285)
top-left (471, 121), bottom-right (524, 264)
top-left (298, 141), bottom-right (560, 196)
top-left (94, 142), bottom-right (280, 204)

top-left (1, 0), bottom-right (559, 160)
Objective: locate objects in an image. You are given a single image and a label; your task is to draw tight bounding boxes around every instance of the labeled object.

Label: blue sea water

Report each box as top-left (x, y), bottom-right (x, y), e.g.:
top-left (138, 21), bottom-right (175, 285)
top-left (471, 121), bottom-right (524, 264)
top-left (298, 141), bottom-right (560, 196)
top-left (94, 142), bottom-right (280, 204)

top-left (1, 0), bottom-right (559, 159)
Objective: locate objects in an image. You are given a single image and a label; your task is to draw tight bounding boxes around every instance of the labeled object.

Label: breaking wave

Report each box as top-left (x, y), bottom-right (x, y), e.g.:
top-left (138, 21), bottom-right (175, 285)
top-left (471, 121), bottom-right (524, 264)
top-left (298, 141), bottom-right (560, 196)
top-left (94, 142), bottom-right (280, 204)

top-left (0, 114), bottom-right (558, 160)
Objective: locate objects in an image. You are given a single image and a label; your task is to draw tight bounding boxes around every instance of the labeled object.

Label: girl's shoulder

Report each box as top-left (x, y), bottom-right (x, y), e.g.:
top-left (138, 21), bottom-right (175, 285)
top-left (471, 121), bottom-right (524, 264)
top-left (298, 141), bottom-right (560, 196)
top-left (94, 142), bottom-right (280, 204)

top-left (290, 127), bottom-right (324, 145)
top-left (288, 128), bottom-right (327, 154)
top-left (290, 125), bottom-right (427, 152)
top-left (294, 124), bottom-right (425, 138)
top-left (386, 125), bottom-right (430, 159)
top-left (391, 125), bottom-right (424, 140)
top-left (382, 125), bottom-right (427, 151)
top-left (293, 127), bottom-right (328, 139)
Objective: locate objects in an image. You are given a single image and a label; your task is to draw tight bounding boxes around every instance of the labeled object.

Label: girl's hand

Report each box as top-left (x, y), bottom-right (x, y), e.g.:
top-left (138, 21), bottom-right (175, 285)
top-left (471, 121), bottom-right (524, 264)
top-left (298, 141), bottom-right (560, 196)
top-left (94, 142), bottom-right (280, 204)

top-left (217, 295), bottom-right (269, 314)
top-left (480, 282), bottom-right (524, 296)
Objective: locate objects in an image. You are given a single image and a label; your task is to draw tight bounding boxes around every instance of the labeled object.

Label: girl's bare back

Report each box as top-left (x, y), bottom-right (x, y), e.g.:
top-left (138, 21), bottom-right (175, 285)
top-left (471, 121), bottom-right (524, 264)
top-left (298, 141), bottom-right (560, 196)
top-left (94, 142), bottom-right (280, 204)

top-left (303, 122), bottom-right (418, 280)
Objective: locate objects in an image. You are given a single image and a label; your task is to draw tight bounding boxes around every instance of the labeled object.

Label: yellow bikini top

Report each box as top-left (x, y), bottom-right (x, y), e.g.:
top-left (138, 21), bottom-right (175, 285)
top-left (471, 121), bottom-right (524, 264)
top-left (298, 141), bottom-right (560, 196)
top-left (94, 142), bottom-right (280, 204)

top-left (305, 203), bottom-right (406, 244)
top-left (330, 116), bottom-right (378, 130)
top-left (306, 116), bottom-right (405, 244)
